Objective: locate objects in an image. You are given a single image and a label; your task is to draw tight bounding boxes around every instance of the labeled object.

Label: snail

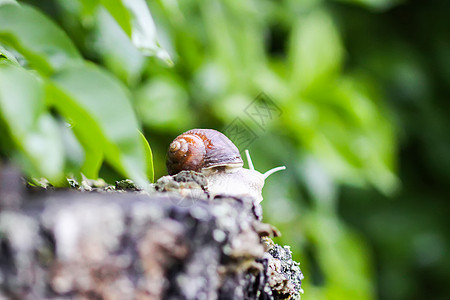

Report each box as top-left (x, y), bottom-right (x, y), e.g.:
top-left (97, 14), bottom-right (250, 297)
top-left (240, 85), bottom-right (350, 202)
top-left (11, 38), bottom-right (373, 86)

top-left (166, 129), bottom-right (285, 203)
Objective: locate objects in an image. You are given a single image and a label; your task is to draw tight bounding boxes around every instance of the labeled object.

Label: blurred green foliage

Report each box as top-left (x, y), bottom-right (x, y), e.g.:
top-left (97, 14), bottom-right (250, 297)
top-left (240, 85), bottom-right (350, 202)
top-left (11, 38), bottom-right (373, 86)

top-left (0, 0), bottom-right (449, 299)
top-left (0, 1), bottom-right (154, 184)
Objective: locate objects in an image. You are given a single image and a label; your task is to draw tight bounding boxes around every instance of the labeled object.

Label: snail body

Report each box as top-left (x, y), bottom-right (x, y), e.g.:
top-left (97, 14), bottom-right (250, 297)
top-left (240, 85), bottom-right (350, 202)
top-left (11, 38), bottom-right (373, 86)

top-left (166, 129), bottom-right (285, 203)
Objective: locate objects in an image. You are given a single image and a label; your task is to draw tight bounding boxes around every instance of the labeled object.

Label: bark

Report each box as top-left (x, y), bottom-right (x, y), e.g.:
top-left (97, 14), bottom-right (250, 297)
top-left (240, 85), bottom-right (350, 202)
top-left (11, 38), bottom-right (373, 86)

top-left (0, 168), bottom-right (303, 299)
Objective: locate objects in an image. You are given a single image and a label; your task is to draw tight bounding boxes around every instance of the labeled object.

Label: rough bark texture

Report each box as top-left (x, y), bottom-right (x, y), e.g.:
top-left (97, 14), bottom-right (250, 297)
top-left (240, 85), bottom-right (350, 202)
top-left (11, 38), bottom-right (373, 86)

top-left (0, 169), bottom-right (303, 299)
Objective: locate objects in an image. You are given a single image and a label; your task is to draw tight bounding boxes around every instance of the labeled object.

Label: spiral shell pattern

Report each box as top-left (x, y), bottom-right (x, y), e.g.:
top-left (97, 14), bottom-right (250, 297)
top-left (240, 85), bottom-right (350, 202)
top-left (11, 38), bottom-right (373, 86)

top-left (166, 129), bottom-right (243, 175)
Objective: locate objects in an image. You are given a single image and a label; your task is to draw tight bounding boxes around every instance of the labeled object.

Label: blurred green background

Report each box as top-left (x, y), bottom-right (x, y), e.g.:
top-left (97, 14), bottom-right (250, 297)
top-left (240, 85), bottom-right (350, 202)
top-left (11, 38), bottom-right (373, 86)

top-left (1, 0), bottom-right (449, 299)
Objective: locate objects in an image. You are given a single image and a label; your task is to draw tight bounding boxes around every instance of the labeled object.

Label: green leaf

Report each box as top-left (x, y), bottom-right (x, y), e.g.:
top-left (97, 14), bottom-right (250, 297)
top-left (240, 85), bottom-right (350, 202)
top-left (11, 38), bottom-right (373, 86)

top-left (122, 0), bottom-right (172, 64)
top-left (0, 4), bottom-right (81, 76)
top-left (288, 10), bottom-right (343, 93)
top-left (56, 0), bottom-right (171, 64)
top-left (139, 131), bottom-right (154, 182)
top-left (135, 76), bottom-right (192, 131)
top-left (332, 0), bottom-right (403, 11)
top-left (57, 120), bottom-right (85, 175)
top-left (94, 7), bottom-right (144, 85)
top-left (0, 0), bottom-right (17, 6)
top-left (0, 63), bottom-right (64, 182)
top-left (48, 63), bottom-right (150, 186)
top-left (48, 84), bottom-right (104, 178)
top-left (74, 0), bottom-right (133, 36)
top-left (306, 211), bottom-right (374, 299)
top-left (99, 0), bottom-right (132, 36)
top-left (0, 45), bottom-right (20, 66)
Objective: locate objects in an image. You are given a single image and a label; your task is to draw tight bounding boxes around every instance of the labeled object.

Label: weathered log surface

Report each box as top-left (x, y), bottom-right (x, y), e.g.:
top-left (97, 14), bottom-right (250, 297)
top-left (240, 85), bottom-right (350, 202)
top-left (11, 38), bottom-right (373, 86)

top-left (0, 170), bottom-right (303, 300)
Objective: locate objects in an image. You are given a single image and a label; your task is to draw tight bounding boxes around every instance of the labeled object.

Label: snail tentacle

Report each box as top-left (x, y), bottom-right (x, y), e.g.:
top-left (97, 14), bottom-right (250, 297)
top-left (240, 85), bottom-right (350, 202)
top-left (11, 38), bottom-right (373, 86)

top-left (263, 166), bottom-right (286, 179)
top-left (244, 149), bottom-right (255, 171)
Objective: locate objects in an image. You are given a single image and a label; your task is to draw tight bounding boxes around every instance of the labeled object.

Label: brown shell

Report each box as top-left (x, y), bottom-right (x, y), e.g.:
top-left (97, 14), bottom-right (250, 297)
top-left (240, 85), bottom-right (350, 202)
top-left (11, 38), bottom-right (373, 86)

top-left (166, 129), bottom-right (243, 175)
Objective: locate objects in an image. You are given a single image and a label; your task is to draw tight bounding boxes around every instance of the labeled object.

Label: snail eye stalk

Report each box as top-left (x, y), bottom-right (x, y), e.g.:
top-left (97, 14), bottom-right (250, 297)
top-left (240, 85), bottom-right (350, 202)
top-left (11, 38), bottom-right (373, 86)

top-left (244, 149), bottom-right (255, 171)
top-left (263, 166), bottom-right (286, 179)
top-left (245, 149), bottom-right (286, 179)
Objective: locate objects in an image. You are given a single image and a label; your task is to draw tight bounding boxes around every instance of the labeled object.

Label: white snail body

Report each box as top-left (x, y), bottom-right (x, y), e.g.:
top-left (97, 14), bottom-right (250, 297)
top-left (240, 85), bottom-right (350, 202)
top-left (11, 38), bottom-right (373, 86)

top-left (166, 129), bottom-right (285, 203)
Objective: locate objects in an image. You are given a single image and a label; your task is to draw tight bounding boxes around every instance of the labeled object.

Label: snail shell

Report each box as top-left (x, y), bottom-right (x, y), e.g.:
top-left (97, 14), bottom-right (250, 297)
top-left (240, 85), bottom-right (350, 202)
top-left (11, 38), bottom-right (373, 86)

top-left (167, 129), bottom-right (286, 204)
top-left (166, 129), bottom-right (243, 175)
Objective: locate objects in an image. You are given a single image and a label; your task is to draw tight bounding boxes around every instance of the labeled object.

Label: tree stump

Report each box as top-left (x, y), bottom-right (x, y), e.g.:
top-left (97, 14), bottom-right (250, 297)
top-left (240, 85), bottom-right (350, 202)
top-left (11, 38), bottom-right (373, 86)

top-left (0, 169), bottom-right (303, 299)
